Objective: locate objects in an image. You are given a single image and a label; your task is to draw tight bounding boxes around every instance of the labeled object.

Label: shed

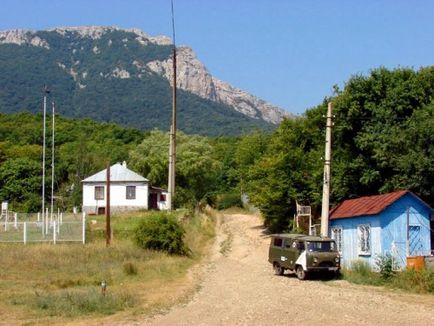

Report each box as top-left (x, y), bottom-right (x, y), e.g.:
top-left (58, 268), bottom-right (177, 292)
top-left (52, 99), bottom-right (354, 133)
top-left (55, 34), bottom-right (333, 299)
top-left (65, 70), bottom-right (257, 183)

top-left (82, 162), bottom-right (149, 214)
top-left (329, 190), bottom-right (432, 269)
top-left (149, 186), bottom-right (169, 211)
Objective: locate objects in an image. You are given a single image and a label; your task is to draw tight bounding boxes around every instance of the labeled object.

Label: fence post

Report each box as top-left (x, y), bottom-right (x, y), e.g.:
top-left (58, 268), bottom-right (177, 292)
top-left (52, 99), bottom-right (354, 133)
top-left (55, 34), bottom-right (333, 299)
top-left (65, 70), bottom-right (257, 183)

top-left (23, 222), bottom-right (27, 244)
top-left (82, 212), bottom-right (86, 244)
top-left (14, 213), bottom-right (17, 229)
top-left (53, 221), bottom-right (57, 244)
top-left (45, 209), bottom-right (48, 236)
top-left (4, 211), bottom-right (8, 231)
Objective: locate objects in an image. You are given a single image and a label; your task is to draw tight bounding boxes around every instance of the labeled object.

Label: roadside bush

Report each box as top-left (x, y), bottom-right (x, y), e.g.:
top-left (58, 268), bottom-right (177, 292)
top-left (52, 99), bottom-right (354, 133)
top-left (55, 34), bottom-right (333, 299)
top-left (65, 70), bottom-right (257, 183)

top-left (215, 192), bottom-right (242, 210)
top-left (391, 267), bottom-right (434, 293)
top-left (375, 253), bottom-right (395, 280)
top-left (134, 212), bottom-right (188, 255)
top-left (173, 187), bottom-right (196, 210)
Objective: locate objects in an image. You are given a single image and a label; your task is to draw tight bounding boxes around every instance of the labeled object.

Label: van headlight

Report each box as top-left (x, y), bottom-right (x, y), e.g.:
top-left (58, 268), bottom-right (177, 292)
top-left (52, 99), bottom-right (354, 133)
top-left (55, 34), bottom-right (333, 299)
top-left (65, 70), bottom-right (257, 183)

top-left (313, 257), bottom-right (318, 263)
top-left (335, 257), bottom-right (340, 263)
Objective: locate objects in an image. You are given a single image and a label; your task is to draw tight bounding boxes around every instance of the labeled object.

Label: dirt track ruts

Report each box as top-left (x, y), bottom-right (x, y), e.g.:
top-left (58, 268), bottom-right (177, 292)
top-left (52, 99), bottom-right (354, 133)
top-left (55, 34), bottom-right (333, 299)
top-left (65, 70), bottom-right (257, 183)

top-left (139, 213), bottom-right (434, 325)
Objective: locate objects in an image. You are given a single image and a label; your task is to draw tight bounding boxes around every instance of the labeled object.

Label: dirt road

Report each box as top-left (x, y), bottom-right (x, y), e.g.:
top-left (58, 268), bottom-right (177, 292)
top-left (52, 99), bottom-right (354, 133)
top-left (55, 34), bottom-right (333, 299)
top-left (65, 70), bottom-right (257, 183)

top-left (141, 213), bottom-right (434, 325)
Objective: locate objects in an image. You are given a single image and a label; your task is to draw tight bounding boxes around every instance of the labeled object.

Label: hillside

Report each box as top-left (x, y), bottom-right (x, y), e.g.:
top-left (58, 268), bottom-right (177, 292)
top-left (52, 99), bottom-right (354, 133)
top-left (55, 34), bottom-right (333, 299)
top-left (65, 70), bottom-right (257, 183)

top-left (0, 27), bottom-right (291, 135)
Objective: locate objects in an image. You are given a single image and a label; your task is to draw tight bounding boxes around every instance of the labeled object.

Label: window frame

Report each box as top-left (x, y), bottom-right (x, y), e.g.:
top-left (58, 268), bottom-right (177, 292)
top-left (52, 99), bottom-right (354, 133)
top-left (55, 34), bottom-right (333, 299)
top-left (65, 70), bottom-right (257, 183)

top-left (126, 186), bottom-right (136, 200)
top-left (358, 224), bottom-right (371, 256)
top-left (94, 186), bottom-right (104, 200)
top-left (273, 238), bottom-right (283, 248)
top-left (331, 226), bottom-right (343, 254)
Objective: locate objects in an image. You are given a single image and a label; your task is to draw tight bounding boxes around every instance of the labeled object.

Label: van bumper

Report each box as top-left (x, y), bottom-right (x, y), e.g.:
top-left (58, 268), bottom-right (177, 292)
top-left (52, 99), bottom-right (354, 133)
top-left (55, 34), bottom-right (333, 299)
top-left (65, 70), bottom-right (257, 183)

top-left (307, 267), bottom-right (340, 272)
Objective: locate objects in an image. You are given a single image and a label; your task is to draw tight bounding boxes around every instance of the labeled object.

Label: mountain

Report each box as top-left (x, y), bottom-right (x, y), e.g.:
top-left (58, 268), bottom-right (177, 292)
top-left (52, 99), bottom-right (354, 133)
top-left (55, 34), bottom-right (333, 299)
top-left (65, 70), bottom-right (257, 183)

top-left (0, 27), bottom-right (292, 136)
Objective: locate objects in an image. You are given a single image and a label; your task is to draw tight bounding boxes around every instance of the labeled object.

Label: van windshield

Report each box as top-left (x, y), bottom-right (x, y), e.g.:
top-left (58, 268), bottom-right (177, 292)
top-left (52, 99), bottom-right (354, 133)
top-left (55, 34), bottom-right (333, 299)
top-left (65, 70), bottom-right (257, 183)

top-left (307, 241), bottom-right (336, 252)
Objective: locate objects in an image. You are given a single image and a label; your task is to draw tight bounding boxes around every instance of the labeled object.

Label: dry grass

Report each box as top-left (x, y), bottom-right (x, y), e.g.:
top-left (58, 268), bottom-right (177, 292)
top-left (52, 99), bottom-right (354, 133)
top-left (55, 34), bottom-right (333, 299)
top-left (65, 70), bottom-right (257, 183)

top-left (0, 209), bottom-right (216, 324)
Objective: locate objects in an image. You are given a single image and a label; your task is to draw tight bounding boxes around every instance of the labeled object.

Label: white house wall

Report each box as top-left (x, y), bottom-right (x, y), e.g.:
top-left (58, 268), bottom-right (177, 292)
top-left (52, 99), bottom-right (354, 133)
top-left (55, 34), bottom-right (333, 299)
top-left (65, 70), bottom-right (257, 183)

top-left (82, 182), bottom-right (148, 214)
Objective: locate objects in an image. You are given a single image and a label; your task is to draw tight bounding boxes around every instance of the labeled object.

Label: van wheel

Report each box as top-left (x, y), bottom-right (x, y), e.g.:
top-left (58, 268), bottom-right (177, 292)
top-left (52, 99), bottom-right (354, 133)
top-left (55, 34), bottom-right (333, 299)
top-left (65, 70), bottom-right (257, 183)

top-left (296, 266), bottom-right (306, 280)
top-left (273, 262), bottom-right (284, 275)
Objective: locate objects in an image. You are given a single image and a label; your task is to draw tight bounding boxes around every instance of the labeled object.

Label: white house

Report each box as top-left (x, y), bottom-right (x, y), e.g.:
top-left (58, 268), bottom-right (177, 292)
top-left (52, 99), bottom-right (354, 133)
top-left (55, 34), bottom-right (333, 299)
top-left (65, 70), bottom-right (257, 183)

top-left (82, 162), bottom-right (157, 214)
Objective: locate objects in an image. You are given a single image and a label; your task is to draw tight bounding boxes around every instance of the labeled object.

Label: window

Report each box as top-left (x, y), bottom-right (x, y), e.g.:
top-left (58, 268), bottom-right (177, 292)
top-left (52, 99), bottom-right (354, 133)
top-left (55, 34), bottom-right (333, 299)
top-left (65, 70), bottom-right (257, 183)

top-left (95, 186), bottom-right (104, 200)
top-left (126, 186), bottom-right (136, 200)
top-left (283, 239), bottom-right (292, 248)
top-left (160, 194), bottom-right (166, 202)
top-left (358, 224), bottom-right (371, 255)
top-left (307, 241), bottom-right (335, 252)
top-left (331, 227), bottom-right (343, 254)
top-left (273, 238), bottom-right (283, 247)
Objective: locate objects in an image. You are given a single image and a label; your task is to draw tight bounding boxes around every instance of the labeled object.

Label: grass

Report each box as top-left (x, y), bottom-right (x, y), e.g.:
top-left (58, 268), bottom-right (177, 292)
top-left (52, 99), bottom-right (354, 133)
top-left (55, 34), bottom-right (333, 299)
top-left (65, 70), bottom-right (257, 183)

top-left (341, 259), bottom-right (434, 294)
top-left (0, 208), bottom-right (216, 323)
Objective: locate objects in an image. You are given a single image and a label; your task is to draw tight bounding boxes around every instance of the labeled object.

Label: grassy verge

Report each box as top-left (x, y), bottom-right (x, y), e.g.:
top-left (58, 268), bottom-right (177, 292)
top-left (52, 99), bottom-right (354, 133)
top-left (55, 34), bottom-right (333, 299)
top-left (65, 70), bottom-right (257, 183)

top-left (341, 260), bottom-right (434, 294)
top-left (0, 208), bottom-right (216, 323)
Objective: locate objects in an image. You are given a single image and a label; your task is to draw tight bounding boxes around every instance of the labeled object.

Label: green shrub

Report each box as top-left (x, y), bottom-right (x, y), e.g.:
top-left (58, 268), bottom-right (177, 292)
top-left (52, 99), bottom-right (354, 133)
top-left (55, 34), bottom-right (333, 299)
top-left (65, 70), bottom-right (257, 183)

top-left (391, 267), bottom-right (434, 293)
top-left (173, 187), bottom-right (196, 210)
top-left (375, 254), bottom-right (395, 280)
top-left (134, 212), bottom-right (188, 255)
top-left (215, 192), bottom-right (242, 210)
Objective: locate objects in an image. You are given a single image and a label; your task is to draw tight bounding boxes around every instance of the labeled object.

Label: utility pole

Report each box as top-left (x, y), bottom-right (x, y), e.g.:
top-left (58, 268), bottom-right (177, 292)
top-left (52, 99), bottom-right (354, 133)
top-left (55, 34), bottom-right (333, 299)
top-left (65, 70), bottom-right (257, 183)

top-left (42, 86), bottom-right (50, 227)
top-left (320, 102), bottom-right (333, 237)
top-left (106, 163), bottom-right (111, 246)
top-left (167, 0), bottom-right (177, 210)
top-left (50, 101), bottom-right (55, 221)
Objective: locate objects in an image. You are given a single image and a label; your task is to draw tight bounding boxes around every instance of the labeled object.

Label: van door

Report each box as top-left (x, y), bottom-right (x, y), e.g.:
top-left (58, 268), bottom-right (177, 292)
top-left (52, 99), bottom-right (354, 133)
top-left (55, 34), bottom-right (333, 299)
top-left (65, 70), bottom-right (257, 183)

top-left (284, 239), bottom-right (300, 270)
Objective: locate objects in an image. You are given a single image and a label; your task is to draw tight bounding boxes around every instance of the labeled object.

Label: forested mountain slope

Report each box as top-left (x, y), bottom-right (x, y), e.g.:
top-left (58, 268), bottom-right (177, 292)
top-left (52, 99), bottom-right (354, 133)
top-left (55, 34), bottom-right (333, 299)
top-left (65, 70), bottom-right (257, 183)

top-left (0, 27), bottom-right (291, 135)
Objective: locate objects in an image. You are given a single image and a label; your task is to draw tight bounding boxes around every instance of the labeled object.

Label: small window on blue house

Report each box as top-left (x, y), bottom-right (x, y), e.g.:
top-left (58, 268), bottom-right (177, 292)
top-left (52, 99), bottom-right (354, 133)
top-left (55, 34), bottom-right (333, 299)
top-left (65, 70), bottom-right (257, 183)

top-left (358, 224), bottom-right (371, 256)
top-left (331, 227), bottom-right (343, 254)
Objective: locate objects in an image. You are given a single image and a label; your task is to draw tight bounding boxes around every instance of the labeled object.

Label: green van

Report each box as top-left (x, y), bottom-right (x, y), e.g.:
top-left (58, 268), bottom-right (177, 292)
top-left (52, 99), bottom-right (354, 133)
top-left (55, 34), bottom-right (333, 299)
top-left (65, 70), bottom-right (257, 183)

top-left (268, 234), bottom-right (340, 280)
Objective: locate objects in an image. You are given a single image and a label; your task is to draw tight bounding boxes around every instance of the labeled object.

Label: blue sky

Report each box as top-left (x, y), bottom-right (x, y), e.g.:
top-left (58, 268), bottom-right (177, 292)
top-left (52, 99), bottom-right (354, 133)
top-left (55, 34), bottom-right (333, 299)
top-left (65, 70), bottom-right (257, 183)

top-left (1, 0), bottom-right (433, 114)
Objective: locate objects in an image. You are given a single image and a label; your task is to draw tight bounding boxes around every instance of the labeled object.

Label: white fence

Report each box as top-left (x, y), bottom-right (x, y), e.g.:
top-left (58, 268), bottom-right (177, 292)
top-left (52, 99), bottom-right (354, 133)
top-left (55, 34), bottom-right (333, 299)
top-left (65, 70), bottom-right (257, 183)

top-left (0, 212), bottom-right (86, 244)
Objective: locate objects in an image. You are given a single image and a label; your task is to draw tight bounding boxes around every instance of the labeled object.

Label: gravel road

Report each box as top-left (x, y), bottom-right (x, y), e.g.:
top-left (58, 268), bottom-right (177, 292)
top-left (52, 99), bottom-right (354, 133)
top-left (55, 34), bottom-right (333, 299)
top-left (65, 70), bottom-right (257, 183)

top-left (141, 213), bottom-right (434, 325)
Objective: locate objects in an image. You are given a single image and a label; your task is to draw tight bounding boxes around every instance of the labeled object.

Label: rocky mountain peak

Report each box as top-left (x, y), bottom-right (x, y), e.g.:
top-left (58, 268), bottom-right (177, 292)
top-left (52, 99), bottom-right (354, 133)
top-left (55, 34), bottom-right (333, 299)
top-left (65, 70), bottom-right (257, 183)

top-left (0, 29), bottom-right (50, 49)
top-left (146, 46), bottom-right (292, 124)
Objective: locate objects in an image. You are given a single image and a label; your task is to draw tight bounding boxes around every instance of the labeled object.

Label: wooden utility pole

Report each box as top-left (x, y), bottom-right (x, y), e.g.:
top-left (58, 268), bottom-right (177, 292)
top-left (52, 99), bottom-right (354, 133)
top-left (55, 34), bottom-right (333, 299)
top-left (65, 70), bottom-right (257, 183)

top-left (321, 102), bottom-right (333, 237)
top-left (106, 163), bottom-right (111, 246)
top-left (167, 0), bottom-right (177, 210)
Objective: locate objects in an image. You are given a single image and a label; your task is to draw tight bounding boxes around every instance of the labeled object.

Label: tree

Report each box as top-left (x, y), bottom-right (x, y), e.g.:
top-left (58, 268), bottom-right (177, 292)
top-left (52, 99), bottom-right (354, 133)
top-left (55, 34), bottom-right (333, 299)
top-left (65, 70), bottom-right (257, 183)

top-left (129, 130), bottom-right (221, 206)
top-left (0, 158), bottom-right (41, 212)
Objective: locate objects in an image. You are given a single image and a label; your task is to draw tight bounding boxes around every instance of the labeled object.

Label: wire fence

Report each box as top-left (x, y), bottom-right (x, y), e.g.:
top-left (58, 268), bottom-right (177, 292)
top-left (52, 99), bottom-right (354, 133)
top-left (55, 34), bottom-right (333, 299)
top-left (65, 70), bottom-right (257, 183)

top-left (0, 211), bottom-right (86, 244)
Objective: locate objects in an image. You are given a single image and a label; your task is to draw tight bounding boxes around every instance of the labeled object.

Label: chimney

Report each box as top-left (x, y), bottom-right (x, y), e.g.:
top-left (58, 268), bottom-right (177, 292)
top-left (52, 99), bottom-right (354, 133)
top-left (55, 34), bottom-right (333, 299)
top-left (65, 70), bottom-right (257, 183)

top-left (122, 161), bottom-right (127, 168)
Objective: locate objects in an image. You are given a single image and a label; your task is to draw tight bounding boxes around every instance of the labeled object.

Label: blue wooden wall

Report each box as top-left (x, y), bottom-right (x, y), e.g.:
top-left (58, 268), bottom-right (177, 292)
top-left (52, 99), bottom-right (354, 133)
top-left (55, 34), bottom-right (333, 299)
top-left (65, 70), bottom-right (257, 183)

top-left (330, 193), bottom-right (431, 269)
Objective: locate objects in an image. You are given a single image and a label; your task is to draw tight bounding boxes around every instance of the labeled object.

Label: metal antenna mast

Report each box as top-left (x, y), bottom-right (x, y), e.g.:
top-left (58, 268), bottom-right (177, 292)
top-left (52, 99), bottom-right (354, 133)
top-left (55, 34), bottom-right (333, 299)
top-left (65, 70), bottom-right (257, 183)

top-left (167, 0), bottom-right (177, 210)
top-left (50, 101), bottom-right (55, 221)
top-left (42, 86), bottom-right (50, 222)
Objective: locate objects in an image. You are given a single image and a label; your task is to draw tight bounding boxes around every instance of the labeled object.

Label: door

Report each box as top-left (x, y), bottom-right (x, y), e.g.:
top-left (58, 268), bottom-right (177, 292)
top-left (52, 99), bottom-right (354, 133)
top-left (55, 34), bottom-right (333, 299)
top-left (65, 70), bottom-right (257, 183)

top-left (409, 225), bottom-right (423, 256)
top-left (283, 239), bottom-right (298, 269)
top-left (149, 193), bottom-right (158, 210)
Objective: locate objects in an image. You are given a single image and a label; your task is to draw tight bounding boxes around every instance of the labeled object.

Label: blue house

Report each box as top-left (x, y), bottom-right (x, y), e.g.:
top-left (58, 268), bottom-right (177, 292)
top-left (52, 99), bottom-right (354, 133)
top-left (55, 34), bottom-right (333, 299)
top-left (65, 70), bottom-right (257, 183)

top-left (329, 190), bottom-right (432, 270)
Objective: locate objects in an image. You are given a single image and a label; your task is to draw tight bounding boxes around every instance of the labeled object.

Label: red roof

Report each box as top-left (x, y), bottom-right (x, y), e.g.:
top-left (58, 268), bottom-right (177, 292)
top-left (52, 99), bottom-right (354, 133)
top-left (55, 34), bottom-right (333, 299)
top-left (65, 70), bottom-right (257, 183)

top-left (329, 190), bottom-right (409, 220)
